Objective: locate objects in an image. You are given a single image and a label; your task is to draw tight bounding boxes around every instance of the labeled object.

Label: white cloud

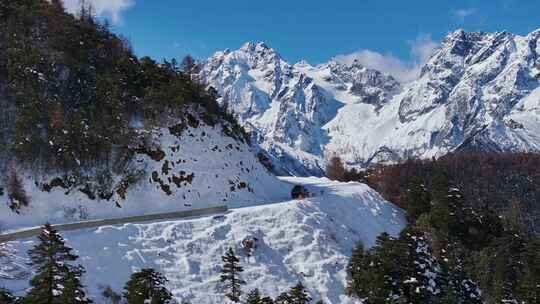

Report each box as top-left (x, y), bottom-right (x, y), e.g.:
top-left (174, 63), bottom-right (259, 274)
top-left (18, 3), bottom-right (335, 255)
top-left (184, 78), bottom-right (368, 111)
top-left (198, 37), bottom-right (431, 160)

top-left (333, 34), bottom-right (439, 83)
top-left (453, 8), bottom-right (477, 22)
top-left (409, 34), bottom-right (440, 65)
top-left (62, 0), bottom-right (135, 24)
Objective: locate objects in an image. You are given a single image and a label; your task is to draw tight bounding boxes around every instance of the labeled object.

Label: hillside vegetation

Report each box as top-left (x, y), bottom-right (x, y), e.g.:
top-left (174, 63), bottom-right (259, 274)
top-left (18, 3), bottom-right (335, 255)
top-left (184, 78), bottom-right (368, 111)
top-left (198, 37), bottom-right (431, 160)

top-left (1, 0), bottom-right (244, 175)
top-left (337, 152), bottom-right (540, 303)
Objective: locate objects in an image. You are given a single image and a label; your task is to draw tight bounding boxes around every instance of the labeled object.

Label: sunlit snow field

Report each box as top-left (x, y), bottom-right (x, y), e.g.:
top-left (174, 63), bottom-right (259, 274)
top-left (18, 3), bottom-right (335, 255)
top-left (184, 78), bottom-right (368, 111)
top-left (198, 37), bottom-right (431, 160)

top-left (1, 177), bottom-right (405, 304)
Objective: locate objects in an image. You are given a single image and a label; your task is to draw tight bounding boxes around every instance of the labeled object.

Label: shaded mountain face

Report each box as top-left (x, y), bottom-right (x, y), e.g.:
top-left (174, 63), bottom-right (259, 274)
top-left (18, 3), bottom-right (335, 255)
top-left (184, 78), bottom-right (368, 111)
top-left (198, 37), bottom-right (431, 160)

top-left (198, 29), bottom-right (540, 175)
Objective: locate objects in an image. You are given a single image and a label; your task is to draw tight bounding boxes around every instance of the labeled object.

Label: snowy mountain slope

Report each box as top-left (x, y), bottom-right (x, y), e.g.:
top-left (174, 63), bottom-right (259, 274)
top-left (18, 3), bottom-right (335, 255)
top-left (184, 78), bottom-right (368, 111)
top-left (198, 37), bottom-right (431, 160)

top-left (199, 29), bottom-right (540, 173)
top-left (394, 29), bottom-right (540, 155)
top-left (2, 177), bottom-right (406, 304)
top-left (0, 111), bottom-right (290, 231)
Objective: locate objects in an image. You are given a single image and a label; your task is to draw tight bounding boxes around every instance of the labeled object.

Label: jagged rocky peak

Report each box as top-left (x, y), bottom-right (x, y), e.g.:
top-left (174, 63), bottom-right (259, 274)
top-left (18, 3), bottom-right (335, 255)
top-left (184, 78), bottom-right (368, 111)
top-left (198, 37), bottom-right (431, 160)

top-left (304, 59), bottom-right (401, 107)
top-left (198, 41), bottom-right (407, 175)
top-left (397, 28), bottom-right (540, 154)
top-left (199, 29), bottom-right (540, 175)
top-left (400, 28), bottom-right (540, 122)
top-left (228, 41), bottom-right (284, 68)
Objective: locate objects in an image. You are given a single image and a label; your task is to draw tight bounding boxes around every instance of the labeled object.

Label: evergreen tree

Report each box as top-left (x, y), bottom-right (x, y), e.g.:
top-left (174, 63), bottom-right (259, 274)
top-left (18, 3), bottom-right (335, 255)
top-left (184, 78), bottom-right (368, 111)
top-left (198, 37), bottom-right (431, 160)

top-left (346, 242), bottom-right (368, 298)
top-left (58, 266), bottom-right (92, 304)
top-left (347, 234), bottom-right (400, 303)
top-left (220, 247), bottom-right (245, 302)
top-left (429, 171), bottom-right (452, 235)
top-left (439, 242), bottom-right (482, 304)
top-left (398, 228), bottom-right (442, 304)
top-left (22, 223), bottom-right (91, 304)
top-left (405, 176), bottom-right (431, 222)
top-left (520, 239), bottom-right (540, 303)
top-left (475, 231), bottom-right (526, 304)
top-left (7, 170), bottom-right (29, 211)
top-left (123, 268), bottom-right (173, 304)
top-left (288, 282), bottom-right (312, 304)
top-left (275, 282), bottom-right (311, 304)
top-left (275, 292), bottom-right (293, 304)
top-left (347, 229), bottom-right (443, 304)
top-left (246, 289), bottom-right (273, 304)
top-left (0, 288), bottom-right (17, 304)
top-left (346, 242), bottom-right (387, 302)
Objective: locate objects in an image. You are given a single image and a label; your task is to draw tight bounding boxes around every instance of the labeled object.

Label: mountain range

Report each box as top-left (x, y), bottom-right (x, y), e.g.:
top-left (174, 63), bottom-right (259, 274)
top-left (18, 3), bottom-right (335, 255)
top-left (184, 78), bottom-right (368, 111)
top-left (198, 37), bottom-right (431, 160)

top-left (198, 29), bottom-right (540, 175)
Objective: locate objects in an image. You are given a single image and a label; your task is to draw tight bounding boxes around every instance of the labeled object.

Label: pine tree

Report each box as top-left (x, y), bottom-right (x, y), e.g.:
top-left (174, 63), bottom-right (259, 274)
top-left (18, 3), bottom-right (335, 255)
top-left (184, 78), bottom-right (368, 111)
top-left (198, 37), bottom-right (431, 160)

top-left (58, 266), bottom-right (92, 304)
top-left (275, 292), bottom-right (293, 304)
top-left (220, 247), bottom-right (245, 302)
top-left (23, 224), bottom-right (91, 304)
top-left (429, 171), bottom-right (452, 235)
top-left (346, 242), bottom-right (384, 301)
top-left (246, 289), bottom-right (273, 304)
top-left (276, 282), bottom-right (312, 304)
top-left (346, 234), bottom-right (400, 303)
top-left (478, 232), bottom-right (526, 303)
top-left (22, 223), bottom-right (91, 304)
top-left (439, 242), bottom-right (482, 304)
top-left (289, 282), bottom-right (312, 304)
top-left (398, 228), bottom-right (442, 304)
top-left (123, 268), bottom-right (173, 304)
top-left (0, 288), bottom-right (17, 304)
top-left (521, 239), bottom-right (540, 303)
top-left (405, 176), bottom-right (431, 222)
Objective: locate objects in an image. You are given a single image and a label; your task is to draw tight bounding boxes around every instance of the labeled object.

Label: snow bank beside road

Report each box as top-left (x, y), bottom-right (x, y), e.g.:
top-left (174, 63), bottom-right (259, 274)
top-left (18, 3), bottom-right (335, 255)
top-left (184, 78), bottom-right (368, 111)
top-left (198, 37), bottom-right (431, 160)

top-left (3, 177), bottom-right (405, 304)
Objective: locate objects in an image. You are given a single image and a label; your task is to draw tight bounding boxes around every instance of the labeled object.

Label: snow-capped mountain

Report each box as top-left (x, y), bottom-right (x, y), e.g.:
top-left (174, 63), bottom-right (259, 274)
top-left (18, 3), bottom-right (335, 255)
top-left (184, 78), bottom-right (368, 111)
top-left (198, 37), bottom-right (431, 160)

top-left (198, 42), bottom-right (401, 175)
top-left (198, 29), bottom-right (540, 174)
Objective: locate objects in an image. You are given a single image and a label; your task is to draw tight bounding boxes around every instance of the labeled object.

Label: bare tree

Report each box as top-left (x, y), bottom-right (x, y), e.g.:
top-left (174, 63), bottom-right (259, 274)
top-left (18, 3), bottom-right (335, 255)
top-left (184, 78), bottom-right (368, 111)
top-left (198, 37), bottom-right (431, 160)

top-left (326, 155), bottom-right (346, 181)
top-left (6, 170), bottom-right (29, 211)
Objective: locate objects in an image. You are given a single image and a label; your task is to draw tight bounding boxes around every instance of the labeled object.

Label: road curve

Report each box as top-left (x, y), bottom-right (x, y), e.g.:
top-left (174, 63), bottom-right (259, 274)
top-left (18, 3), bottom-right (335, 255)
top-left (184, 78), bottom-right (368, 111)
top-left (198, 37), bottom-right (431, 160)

top-left (0, 205), bottom-right (228, 243)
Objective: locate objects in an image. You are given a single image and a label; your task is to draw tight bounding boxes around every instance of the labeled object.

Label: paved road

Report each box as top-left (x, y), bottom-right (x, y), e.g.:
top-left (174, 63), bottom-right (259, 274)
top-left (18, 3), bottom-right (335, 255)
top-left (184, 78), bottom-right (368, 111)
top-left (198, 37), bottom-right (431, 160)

top-left (0, 205), bottom-right (228, 243)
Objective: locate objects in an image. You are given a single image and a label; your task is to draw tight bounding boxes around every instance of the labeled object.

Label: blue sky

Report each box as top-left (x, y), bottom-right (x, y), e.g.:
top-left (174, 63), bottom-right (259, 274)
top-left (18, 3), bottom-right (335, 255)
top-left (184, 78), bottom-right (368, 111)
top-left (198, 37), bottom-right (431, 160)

top-left (67, 0), bottom-right (539, 70)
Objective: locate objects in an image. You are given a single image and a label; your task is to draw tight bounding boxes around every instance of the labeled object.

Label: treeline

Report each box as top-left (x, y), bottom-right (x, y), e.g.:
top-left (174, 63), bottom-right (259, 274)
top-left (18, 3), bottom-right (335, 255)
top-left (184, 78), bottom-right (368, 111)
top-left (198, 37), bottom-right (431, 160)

top-left (328, 152), bottom-right (540, 235)
top-left (327, 153), bottom-right (540, 303)
top-left (1, 0), bottom-right (246, 175)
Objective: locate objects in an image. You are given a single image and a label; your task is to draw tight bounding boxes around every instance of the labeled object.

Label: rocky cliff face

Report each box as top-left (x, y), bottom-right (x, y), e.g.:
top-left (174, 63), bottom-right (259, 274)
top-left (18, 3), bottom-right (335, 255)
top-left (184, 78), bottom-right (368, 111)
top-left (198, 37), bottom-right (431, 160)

top-left (199, 29), bottom-right (540, 174)
top-left (399, 29), bottom-right (540, 153)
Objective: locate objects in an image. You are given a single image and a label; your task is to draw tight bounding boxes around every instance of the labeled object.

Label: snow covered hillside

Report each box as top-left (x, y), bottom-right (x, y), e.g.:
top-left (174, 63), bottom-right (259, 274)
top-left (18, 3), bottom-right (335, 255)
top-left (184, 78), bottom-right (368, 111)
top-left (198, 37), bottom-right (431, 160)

top-left (1, 177), bottom-right (406, 304)
top-left (0, 112), bottom-right (289, 231)
top-left (198, 29), bottom-right (540, 174)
